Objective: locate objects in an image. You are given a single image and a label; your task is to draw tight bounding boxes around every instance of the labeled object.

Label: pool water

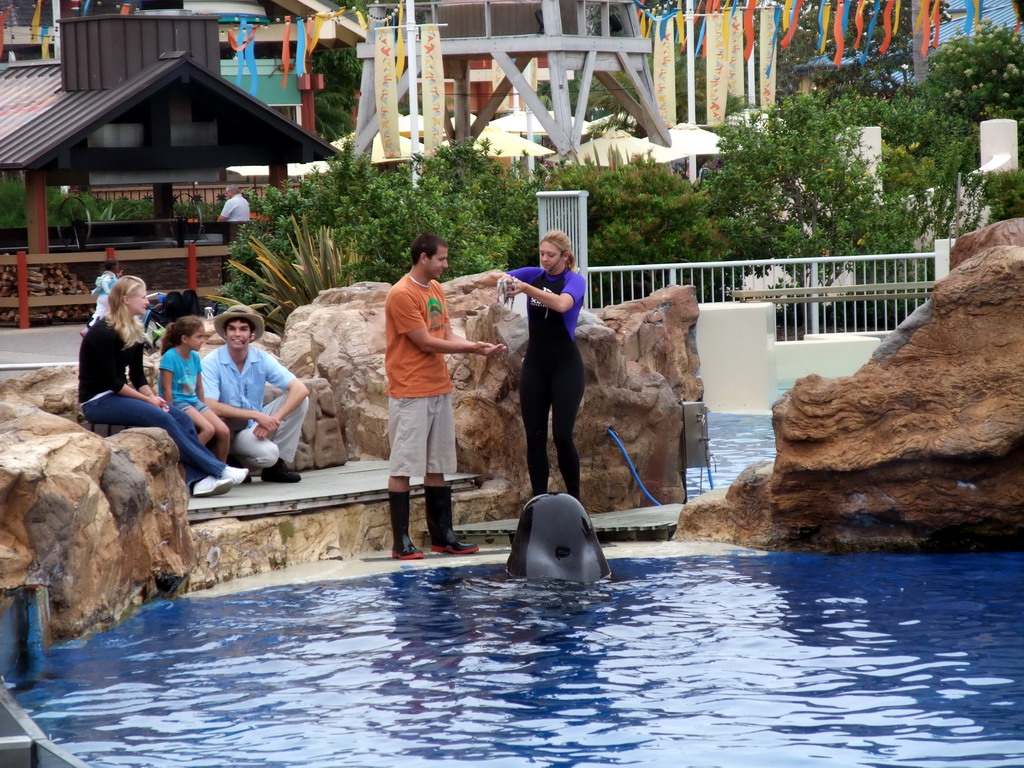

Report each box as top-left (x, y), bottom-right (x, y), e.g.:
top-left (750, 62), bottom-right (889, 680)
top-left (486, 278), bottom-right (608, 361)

top-left (12, 552), bottom-right (1024, 767)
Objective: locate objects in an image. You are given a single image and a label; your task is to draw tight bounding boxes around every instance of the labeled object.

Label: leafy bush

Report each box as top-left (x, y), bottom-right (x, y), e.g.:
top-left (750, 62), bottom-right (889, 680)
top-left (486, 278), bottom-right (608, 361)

top-left (215, 216), bottom-right (361, 333)
top-left (920, 21), bottom-right (1024, 126)
top-left (225, 142), bottom-right (542, 301)
top-left (981, 170), bottom-right (1024, 222)
top-left (542, 158), bottom-right (723, 267)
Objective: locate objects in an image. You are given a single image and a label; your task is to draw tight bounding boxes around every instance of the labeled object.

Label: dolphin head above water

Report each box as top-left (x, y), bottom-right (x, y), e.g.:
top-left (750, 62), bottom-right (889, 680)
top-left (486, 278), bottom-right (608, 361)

top-left (505, 494), bottom-right (611, 582)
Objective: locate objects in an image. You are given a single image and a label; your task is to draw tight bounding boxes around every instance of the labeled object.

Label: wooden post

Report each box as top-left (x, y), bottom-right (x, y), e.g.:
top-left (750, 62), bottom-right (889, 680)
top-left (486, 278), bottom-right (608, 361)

top-left (24, 170), bottom-right (49, 255)
top-left (187, 242), bottom-right (197, 290)
top-left (17, 251), bottom-right (30, 329)
top-left (268, 164), bottom-right (288, 190)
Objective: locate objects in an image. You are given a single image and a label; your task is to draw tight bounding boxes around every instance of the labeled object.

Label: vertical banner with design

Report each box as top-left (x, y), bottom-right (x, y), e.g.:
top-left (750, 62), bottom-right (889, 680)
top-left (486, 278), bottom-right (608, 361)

top-left (420, 23), bottom-right (447, 155)
top-left (759, 8), bottom-right (779, 108)
top-left (375, 28), bottom-right (403, 158)
top-left (653, 17), bottom-right (677, 128)
top-left (491, 61), bottom-right (512, 113)
top-left (728, 5), bottom-right (745, 99)
top-left (706, 13), bottom-right (728, 125)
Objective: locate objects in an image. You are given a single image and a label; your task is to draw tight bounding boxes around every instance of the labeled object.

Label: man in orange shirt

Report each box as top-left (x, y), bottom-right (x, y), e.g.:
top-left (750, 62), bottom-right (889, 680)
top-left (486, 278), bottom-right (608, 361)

top-left (385, 233), bottom-right (507, 560)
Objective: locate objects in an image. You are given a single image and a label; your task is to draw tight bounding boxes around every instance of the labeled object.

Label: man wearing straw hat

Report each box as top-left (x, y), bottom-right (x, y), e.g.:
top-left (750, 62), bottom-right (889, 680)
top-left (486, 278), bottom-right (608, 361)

top-left (202, 305), bottom-right (309, 483)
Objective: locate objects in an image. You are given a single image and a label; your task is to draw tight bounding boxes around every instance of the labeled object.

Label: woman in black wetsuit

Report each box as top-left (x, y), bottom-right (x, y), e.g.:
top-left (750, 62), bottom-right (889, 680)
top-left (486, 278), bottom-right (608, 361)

top-left (489, 230), bottom-right (587, 500)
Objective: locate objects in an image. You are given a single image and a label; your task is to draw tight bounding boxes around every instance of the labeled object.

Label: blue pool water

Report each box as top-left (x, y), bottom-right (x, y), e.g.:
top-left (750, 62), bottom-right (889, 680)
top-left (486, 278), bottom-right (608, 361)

top-left (11, 553), bottom-right (1024, 767)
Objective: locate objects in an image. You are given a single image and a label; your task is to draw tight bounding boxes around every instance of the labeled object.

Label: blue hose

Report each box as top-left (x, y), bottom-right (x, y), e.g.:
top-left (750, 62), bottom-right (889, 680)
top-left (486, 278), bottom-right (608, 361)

top-left (606, 428), bottom-right (661, 506)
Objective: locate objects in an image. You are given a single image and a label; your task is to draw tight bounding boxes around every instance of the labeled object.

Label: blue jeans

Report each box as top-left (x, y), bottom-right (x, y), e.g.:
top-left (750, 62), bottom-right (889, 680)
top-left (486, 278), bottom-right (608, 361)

top-left (82, 393), bottom-right (226, 485)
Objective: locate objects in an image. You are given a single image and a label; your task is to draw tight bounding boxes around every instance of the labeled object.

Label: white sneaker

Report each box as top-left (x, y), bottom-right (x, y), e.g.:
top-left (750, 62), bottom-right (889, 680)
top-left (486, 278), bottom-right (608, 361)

top-left (192, 474), bottom-right (234, 497)
top-left (220, 465), bottom-right (249, 486)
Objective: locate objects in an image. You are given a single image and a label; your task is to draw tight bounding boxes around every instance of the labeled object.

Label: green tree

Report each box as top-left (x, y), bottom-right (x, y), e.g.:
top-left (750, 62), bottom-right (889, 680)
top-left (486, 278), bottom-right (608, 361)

top-left (702, 93), bottom-right (920, 262)
top-left (543, 158), bottom-right (723, 267)
top-left (224, 142), bottom-right (541, 301)
top-left (312, 48), bottom-right (362, 141)
top-left (919, 20), bottom-right (1024, 125)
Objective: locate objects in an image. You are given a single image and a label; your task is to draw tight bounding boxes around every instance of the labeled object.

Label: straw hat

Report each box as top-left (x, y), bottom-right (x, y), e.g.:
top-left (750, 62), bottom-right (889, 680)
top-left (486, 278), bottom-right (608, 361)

top-left (213, 305), bottom-right (265, 341)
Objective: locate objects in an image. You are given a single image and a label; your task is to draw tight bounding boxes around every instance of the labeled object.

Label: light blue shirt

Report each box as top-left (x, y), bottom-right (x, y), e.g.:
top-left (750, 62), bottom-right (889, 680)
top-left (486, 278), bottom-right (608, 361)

top-left (201, 345), bottom-right (295, 424)
top-left (159, 348), bottom-right (202, 404)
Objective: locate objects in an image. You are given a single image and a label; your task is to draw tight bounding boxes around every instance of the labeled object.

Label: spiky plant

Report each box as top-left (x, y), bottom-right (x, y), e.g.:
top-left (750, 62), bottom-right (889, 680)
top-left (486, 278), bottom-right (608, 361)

top-left (210, 215), bottom-right (360, 334)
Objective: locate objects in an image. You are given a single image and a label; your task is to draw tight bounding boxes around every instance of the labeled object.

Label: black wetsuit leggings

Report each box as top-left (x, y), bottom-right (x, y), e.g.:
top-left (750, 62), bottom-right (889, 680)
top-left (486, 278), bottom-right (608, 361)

top-left (519, 344), bottom-right (585, 500)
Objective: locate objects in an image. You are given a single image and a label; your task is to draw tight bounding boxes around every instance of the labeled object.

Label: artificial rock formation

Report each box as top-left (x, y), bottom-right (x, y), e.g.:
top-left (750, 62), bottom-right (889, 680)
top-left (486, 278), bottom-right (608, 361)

top-left (0, 401), bottom-right (195, 641)
top-left (949, 216), bottom-right (1024, 270)
top-left (678, 244), bottom-right (1024, 552)
top-left (281, 277), bottom-right (702, 512)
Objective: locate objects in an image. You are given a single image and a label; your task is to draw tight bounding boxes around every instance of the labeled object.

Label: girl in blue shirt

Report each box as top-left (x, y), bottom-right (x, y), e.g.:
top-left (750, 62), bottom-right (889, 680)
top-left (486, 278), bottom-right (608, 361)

top-left (159, 315), bottom-right (231, 462)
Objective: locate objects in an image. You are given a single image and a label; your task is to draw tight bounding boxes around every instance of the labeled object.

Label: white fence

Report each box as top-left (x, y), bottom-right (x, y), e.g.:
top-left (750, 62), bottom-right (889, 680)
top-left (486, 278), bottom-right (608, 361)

top-left (586, 250), bottom-right (940, 341)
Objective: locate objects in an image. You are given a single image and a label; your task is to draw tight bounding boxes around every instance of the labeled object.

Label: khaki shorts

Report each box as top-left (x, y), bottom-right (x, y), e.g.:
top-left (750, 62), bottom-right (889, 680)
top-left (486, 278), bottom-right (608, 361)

top-left (388, 393), bottom-right (457, 477)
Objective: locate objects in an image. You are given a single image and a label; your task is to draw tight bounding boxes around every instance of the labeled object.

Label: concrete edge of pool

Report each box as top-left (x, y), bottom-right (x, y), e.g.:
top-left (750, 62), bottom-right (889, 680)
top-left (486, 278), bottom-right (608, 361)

top-left (190, 540), bottom-right (765, 599)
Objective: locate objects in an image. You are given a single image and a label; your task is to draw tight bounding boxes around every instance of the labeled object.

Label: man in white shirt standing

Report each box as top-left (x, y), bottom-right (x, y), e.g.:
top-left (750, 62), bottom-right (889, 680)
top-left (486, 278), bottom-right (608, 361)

top-left (218, 185), bottom-right (250, 222)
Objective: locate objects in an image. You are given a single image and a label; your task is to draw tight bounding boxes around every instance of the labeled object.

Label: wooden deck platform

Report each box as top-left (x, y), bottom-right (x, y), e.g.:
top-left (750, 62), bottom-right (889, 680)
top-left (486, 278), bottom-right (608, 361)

top-left (454, 505), bottom-right (683, 546)
top-left (187, 461), bottom-right (682, 544)
top-left (186, 461), bottom-right (478, 522)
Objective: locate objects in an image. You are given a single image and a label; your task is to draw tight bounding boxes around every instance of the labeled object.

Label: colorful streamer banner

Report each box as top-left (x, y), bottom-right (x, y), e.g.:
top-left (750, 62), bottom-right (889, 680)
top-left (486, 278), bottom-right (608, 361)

top-left (491, 62), bottom-right (513, 113)
top-left (420, 24), bottom-right (447, 156)
top-left (0, 8), bottom-right (9, 60)
top-left (374, 27), bottom-right (403, 159)
top-left (759, 6), bottom-right (780, 109)
top-left (728, 5), bottom-right (744, 99)
top-left (654, 17), bottom-right (677, 128)
top-left (706, 12), bottom-right (728, 126)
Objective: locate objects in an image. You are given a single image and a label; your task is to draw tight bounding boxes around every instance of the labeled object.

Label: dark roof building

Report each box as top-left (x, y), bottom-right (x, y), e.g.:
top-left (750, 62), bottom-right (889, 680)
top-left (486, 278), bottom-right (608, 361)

top-left (0, 14), bottom-right (337, 252)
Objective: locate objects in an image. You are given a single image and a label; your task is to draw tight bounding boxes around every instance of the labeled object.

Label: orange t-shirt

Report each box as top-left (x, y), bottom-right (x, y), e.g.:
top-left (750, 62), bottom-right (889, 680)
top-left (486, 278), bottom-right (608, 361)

top-left (384, 275), bottom-right (452, 398)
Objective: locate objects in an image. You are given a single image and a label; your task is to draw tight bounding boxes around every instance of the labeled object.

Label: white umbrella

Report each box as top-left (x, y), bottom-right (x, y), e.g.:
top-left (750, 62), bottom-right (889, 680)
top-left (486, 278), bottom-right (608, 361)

top-left (489, 110), bottom-right (551, 135)
top-left (663, 123), bottom-right (721, 159)
top-left (226, 161), bottom-right (329, 179)
top-left (472, 125), bottom-right (553, 158)
top-left (576, 129), bottom-right (676, 165)
top-left (337, 135), bottom-right (415, 164)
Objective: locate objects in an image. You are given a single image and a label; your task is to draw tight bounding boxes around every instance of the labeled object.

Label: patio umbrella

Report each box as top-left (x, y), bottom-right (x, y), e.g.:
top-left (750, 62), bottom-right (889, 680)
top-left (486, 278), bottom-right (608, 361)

top-left (489, 109), bottom-right (592, 136)
top-left (576, 130), bottom-right (676, 165)
top-left (396, 113), bottom-right (476, 137)
top-left (662, 123), bottom-right (721, 159)
top-left (226, 161), bottom-right (329, 179)
top-left (335, 135), bottom-right (415, 164)
top-left (472, 125), bottom-right (553, 158)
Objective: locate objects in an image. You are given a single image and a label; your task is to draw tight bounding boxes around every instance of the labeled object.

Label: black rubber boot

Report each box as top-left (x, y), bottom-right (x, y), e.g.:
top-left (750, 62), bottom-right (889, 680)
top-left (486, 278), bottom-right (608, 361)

top-left (389, 491), bottom-right (423, 560)
top-left (424, 485), bottom-right (479, 555)
top-left (261, 458), bottom-right (301, 483)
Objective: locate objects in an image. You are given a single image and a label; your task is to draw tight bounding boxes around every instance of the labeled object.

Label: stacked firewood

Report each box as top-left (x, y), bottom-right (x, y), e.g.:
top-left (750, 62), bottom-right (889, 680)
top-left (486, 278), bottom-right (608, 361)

top-left (0, 262), bottom-right (92, 324)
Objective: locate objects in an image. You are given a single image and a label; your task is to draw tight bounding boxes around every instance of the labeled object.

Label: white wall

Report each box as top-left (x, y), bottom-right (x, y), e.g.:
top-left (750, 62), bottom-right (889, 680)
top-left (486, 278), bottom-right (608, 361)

top-left (696, 303), bottom-right (882, 413)
top-left (696, 302), bottom-right (776, 414)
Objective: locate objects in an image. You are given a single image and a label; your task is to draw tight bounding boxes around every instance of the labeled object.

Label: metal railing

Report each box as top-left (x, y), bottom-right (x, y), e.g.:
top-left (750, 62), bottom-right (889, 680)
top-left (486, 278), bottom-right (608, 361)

top-left (586, 251), bottom-right (937, 341)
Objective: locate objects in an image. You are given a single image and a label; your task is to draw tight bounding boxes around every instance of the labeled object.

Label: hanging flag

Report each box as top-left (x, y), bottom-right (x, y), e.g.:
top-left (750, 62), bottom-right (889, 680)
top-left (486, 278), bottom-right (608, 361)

top-left (420, 23), bottom-right (447, 155)
top-left (879, 0), bottom-right (896, 53)
top-left (281, 17), bottom-right (292, 88)
top-left (30, 0), bottom-right (42, 43)
top-left (859, 0), bottom-right (881, 63)
top-left (706, 12), bottom-right (728, 125)
top-left (760, 6), bottom-right (781, 108)
top-left (854, 0), bottom-right (867, 48)
top-left (744, 0), bottom-right (757, 59)
top-left (295, 18), bottom-right (307, 76)
top-left (781, 0), bottom-right (806, 47)
top-left (654, 16), bottom-right (677, 127)
top-left (728, 3), bottom-right (744, 98)
top-left (930, 0), bottom-right (941, 48)
top-left (782, 0), bottom-right (794, 30)
top-left (833, 0), bottom-right (846, 66)
top-left (0, 7), bottom-right (10, 60)
top-left (375, 27), bottom-right (403, 159)
top-left (395, 4), bottom-right (406, 80)
top-left (817, 0), bottom-right (831, 54)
